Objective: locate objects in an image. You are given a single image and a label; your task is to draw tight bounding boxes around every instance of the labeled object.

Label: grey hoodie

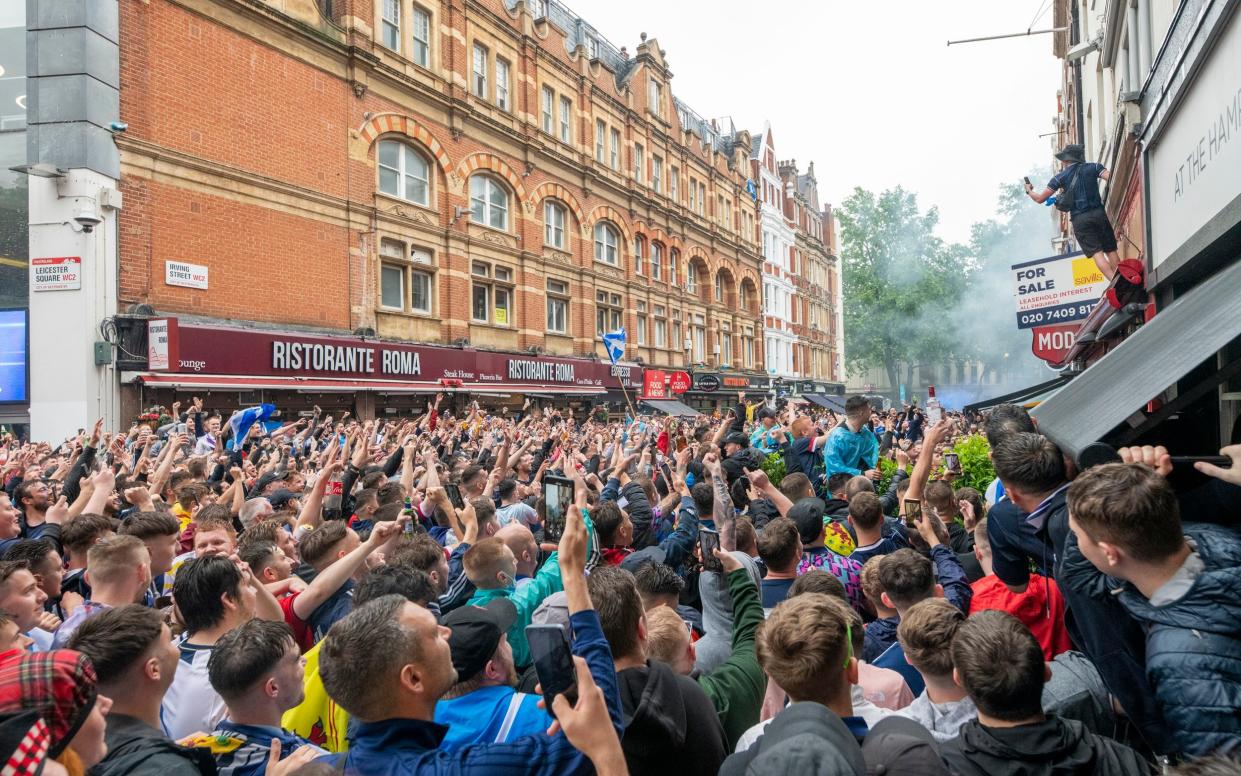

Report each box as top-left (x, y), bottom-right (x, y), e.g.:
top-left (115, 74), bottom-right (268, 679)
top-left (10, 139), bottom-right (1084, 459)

top-left (693, 551), bottom-right (762, 674)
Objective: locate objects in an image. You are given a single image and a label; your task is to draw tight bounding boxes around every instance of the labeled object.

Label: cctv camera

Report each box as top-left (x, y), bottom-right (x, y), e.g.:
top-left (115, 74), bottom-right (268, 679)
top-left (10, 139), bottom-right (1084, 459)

top-left (73, 201), bottom-right (102, 232)
top-left (108, 121), bottom-right (128, 133)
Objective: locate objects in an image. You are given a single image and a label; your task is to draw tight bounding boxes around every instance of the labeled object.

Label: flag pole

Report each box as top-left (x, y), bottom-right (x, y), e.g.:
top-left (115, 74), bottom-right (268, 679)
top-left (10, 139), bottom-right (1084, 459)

top-left (618, 378), bottom-right (638, 420)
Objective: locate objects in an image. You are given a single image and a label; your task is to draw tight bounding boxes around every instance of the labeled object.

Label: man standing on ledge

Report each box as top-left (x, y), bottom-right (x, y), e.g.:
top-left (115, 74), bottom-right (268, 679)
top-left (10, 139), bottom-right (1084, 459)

top-left (1025, 144), bottom-right (1120, 281)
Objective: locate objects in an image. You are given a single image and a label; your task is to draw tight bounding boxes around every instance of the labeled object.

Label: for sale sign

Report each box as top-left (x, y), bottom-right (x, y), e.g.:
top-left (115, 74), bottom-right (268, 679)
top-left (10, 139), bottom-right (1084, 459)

top-left (30, 257), bottom-right (82, 292)
top-left (1011, 251), bottom-right (1108, 330)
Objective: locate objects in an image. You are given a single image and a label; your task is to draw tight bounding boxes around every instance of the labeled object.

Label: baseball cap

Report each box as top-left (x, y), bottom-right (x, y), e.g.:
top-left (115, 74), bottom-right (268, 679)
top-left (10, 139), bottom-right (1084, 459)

top-left (861, 716), bottom-right (948, 776)
top-left (444, 597), bottom-right (518, 682)
top-left (723, 432), bottom-right (750, 448)
top-left (268, 489), bottom-right (298, 510)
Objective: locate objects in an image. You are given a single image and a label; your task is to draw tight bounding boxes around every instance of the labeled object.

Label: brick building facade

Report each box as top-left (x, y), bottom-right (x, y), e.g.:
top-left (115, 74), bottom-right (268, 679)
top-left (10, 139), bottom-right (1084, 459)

top-left (113, 0), bottom-right (787, 415)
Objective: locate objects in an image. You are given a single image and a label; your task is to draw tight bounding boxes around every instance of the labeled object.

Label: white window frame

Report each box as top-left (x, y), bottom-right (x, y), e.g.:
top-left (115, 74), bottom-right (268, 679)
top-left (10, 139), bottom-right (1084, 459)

top-left (648, 79), bottom-right (661, 115)
top-left (472, 43), bottom-right (488, 97)
top-left (544, 200), bottom-right (566, 249)
top-left (380, 262), bottom-right (405, 310)
top-left (650, 242), bottom-right (662, 280)
top-left (610, 128), bottom-right (620, 170)
top-left (559, 95), bottom-right (572, 143)
top-left (633, 235), bottom-right (645, 275)
top-left (411, 5), bottom-right (431, 66)
top-left (595, 291), bottom-right (623, 335)
top-left (687, 262), bottom-right (698, 294)
top-left (636, 301), bottom-right (648, 346)
top-left (670, 166), bottom-right (679, 201)
top-left (594, 222), bottom-right (619, 265)
top-left (410, 268), bottom-right (432, 314)
top-left (495, 58), bottom-right (510, 110)
top-left (381, 0), bottom-right (400, 51)
top-left (633, 143), bottom-right (644, 184)
top-left (595, 119), bottom-right (606, 162)
top-left (652, 155), bottom-right (662, 194)
top-left (546, 278), bottom-right (569, 334)
top-left (541, 86), bottom-right (554, 134)
top-left (377, 140), bottom-right (430, 205)
top-left (471, 261), bottom-right (514, 326)
top-left (469, 175), bottom-right (509, 231)
top-left (654, 305), bottom-right (667, 348)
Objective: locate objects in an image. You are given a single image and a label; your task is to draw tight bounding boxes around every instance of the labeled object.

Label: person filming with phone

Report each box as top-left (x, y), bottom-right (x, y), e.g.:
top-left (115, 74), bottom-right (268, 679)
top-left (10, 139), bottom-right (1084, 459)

top-left (1025, 144), bottom-right (1121, 281)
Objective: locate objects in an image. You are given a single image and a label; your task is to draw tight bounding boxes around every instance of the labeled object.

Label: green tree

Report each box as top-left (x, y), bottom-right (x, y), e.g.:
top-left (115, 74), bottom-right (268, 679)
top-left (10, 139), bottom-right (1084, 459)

top-left (837, 187), bottom-right (975, 400)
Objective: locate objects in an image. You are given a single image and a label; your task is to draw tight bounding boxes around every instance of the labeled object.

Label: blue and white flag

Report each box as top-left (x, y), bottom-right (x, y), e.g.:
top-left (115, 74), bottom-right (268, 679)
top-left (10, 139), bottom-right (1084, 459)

top-left (745, 179), bottom-right (758, 201)
top-left (226, 403), bottom-right (276, 450)
top-left (602, 329), bottom-right (626, 365)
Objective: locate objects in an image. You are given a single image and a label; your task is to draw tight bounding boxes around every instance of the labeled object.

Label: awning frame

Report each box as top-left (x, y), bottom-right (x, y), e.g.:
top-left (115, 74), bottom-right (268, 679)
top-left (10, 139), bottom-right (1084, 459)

top-left (640, 398), bottom-right (701, 417)
top-left (963, 375), bottom-right (1073, 414)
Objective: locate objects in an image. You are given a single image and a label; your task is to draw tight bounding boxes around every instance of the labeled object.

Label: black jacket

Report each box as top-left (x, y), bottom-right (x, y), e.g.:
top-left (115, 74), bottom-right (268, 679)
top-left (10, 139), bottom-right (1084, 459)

top-left (616, 660), bottom-right (728, 776)
top-left (91, 713), bottom-right (217, 776)
top-left (721, 447), bottom-right (766, 485)
top-left (942, 716), bottom-right (1151, 776)
top-left (721, 703), bottom-right (864, 776)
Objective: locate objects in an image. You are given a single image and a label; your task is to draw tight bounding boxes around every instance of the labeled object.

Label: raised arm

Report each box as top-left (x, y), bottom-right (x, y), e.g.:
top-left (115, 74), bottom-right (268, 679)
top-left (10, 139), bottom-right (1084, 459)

top-left (904, 419), bottom-right (951, 503)
top-left (703, 452), bottom-right (736, 552)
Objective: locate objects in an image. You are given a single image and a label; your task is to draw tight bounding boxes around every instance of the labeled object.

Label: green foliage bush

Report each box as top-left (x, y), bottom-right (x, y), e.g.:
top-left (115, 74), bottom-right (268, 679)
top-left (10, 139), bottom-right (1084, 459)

top-left (761, 452), bottom-right (786, 489)
top-left (949, 434), bottom-right (994, 493)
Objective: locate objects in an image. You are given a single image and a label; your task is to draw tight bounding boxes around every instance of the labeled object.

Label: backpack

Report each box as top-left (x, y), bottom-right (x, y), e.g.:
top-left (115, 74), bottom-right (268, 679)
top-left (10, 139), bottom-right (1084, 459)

top-left (1055, 164), bottom-right (1081, 213)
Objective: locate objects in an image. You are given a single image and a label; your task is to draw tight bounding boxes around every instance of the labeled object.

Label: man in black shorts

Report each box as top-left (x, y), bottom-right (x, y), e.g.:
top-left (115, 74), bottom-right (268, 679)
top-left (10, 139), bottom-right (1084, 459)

top-left (1026, 144), bottom-right (1119, 280)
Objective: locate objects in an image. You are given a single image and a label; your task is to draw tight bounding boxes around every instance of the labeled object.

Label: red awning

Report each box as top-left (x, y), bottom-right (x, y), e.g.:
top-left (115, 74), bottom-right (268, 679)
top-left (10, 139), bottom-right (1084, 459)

top-left (463, 383), bottom-right (603, 396)
top-left (131, 373), bottom-right (444, 393)
top-left (129, 374), bottom-right (605, 396)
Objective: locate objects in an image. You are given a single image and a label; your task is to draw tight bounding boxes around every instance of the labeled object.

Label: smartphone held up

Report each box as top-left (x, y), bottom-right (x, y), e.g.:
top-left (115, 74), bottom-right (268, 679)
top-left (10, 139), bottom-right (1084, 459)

top-left (527, 624), bottom-right (578, 719)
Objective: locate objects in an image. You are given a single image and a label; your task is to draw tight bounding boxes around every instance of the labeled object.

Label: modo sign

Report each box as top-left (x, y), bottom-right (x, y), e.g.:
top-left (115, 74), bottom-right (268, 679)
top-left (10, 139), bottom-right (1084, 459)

top-left (1030, 323), bottom-right (1079, 365)
top-left (1011, 252), bottom-right (1108, 330)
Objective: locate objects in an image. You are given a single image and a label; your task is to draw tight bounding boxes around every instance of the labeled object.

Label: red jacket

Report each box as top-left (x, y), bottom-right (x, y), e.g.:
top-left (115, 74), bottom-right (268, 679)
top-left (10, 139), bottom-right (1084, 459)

top-left (970, 573), bottom-right (1072, 660)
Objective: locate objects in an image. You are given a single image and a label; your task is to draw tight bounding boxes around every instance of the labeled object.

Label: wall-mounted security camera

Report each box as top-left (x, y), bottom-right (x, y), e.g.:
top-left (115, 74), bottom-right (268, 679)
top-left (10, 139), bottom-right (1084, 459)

top-left (108, 121), bottom-right (128, 133)
top-left (73, 201), bottom-right (102, 233)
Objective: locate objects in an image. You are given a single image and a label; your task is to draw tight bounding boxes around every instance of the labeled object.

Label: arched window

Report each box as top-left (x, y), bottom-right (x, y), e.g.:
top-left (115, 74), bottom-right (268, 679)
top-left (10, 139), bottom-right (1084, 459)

top-left (739, 282), bottom-right (749, 311)
top-left (469, 175), bottom-right (508, 230)
top-left (714, 273), bottom-right (724, 302)
top-left (634, 236), bottom-right (645, 275)
top-left (687, 261), bottom-right (698, 293)
top-left (543, 200), bottom-right (566, 249)
top-left (669, 249), bottom-right (679, 284)
top-left (378, 140), bottom-right (430, 205)
top-left (594, 222), bottom-right (619, 265)
top-left (650, 242), bottom-right (663, 280)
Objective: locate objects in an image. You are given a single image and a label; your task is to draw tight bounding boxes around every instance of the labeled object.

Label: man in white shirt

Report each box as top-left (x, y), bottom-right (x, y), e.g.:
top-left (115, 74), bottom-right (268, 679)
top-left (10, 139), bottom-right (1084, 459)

top-left (160, 554), bottom-right (283, 740)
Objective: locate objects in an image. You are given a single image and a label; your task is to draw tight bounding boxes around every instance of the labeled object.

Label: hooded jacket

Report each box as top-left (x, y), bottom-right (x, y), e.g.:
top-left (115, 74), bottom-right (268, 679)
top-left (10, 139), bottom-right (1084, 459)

top-left (616, 660), bottom-right (728, 776)
top-left (93, 713), bottom-right (217, 775)
top-left (942, 715), bottom-right (1151, 776)
top-left (694, 552), bottom-right (762, 674)
top-left (692, 560), bottom-right (766, 748)
top-left (721, 703), bottom-right (865, 776)
top-left (1109, 522), bottom-right (1241, 756)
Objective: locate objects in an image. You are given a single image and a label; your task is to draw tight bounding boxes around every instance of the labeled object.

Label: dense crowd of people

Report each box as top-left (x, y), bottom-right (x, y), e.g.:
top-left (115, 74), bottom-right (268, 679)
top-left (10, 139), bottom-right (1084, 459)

top-left (1, 390), bottom-right (1239, 775)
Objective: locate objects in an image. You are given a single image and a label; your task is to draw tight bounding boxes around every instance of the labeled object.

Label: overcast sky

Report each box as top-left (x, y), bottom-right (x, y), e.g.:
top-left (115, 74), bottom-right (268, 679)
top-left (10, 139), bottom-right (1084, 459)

top-left (576, 0), bottom-right (1063, 245)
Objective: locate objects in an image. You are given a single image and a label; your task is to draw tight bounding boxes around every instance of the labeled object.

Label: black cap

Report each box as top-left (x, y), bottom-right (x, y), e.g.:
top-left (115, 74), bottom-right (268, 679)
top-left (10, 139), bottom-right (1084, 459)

top-left (268, 489), bottom-right (298, 509)
top-left (444, 598), bottom-right (518, 682)
top-left (788, 497), bottom-right (828, 545)
top-left (724, 432), bottom-right (750, 448)
top-left (861, 716), bottom-right (948, 775)
top-left (1054, 143), bottom-right (1085, 162)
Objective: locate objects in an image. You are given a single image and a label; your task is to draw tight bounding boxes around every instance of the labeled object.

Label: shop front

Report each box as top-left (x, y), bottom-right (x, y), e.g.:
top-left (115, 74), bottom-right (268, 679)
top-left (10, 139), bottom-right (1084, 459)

top-left (120, 319), bottom-right (642, 421)
top-left (683, 371), bottom-right (770, 414)
top-left (1031, 2), bottom-right (1241, 458)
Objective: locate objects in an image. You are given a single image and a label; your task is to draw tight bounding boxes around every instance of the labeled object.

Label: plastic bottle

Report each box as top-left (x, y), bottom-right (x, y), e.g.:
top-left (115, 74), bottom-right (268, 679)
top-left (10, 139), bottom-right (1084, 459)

top-left (926, 385), bottom-right (942, 426)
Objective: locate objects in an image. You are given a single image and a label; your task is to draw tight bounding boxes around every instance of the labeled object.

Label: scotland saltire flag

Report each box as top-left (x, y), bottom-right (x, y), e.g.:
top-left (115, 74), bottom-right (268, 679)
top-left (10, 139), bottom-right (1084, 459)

top-left (602, 329), bottom-right (626, 365)
top-left (226, 403), bottom-right (276, 450)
